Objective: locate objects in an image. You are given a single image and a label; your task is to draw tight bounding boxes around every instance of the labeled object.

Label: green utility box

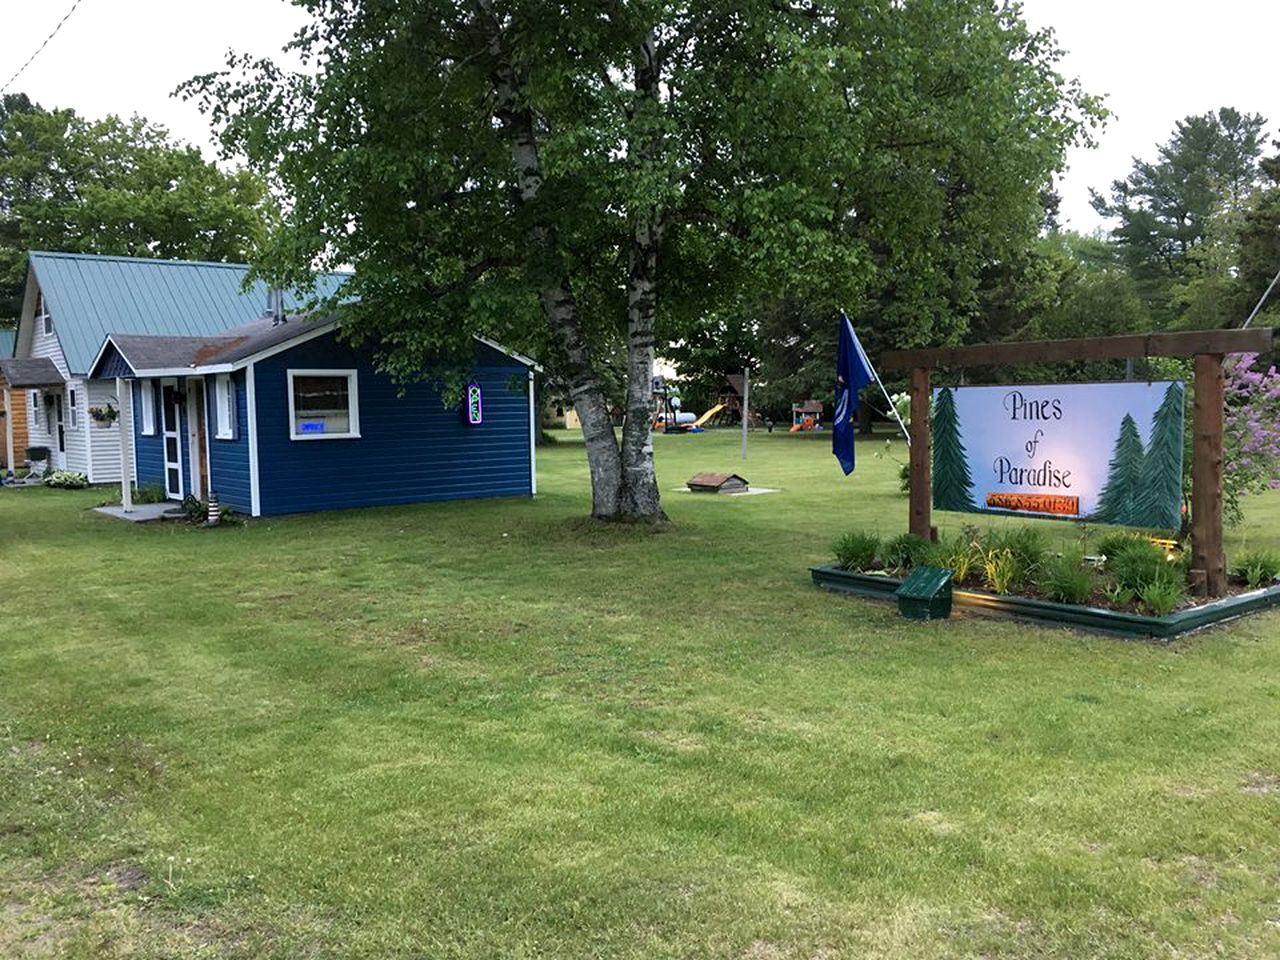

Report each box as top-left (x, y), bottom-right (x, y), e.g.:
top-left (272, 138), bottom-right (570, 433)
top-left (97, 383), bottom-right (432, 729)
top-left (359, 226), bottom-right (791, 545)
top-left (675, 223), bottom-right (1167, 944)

top-left (895, 566), bottom-right (954, 621)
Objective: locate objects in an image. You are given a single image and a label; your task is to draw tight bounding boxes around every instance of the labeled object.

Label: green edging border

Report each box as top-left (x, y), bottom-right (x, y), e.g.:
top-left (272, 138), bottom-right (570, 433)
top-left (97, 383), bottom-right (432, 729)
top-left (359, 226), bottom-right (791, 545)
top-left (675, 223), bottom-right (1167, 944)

top-left (809, 565), bottom-right (1280, 639)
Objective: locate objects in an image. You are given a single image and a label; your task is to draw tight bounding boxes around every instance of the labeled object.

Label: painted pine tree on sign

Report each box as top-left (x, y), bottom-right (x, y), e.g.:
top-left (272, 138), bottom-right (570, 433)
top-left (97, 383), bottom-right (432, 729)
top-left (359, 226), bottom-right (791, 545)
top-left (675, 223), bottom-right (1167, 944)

top-left (1093, 414), bottom-right (1147, 526)
top-left (1136, 382), bottom-right (1186, 530)
top-left (932, 387), bottom-right (977, 511)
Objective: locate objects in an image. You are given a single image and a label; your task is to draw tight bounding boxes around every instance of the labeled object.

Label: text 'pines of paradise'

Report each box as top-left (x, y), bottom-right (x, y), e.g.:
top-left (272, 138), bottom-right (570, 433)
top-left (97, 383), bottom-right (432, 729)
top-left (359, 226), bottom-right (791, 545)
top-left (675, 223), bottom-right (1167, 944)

top-left (931, 381), bottom-right (1185, 529)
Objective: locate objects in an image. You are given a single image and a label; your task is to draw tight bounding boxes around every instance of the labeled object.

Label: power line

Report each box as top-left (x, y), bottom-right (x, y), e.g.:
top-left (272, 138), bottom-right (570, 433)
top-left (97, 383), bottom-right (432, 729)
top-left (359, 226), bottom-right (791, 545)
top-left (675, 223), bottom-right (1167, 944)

top-left (0, 0), bottom-right (87, 97)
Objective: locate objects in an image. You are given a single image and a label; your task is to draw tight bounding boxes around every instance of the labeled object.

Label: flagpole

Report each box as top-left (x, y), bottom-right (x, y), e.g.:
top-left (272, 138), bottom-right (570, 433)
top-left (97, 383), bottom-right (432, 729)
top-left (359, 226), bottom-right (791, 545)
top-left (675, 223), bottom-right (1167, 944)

top-left (871, 362), bottom-right (911, 448)
top-left (845, 314), bottom-right (911, 448)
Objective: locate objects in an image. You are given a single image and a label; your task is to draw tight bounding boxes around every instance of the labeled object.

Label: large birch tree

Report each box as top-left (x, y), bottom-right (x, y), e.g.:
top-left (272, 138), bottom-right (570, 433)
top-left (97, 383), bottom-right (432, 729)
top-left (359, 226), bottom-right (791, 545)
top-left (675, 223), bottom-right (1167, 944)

top-left (187, 0), bottom-right (1098, 522)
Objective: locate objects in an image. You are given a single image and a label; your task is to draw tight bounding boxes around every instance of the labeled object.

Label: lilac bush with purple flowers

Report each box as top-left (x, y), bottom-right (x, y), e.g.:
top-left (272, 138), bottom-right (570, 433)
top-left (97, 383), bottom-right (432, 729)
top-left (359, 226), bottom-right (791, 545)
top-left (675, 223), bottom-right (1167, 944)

top-left (1223, 353), bottom-right (1280, 524)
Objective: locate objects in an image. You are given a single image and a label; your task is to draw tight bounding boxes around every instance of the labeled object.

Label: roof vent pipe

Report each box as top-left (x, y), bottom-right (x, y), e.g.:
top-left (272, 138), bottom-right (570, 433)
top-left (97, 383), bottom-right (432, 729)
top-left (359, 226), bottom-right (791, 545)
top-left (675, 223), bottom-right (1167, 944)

top-left (265, 287), bottom-right (286, 326)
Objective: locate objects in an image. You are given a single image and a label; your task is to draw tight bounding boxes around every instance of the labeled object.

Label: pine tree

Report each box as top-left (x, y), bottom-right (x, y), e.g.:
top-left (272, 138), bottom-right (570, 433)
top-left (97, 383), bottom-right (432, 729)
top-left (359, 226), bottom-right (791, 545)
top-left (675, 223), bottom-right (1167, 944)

top-left (932, 387), bottom-right (977, 512)
top-left (1135, 383), bottom-right (1185, 529)
top-left (1092, 414), bottom-right (1147, 526)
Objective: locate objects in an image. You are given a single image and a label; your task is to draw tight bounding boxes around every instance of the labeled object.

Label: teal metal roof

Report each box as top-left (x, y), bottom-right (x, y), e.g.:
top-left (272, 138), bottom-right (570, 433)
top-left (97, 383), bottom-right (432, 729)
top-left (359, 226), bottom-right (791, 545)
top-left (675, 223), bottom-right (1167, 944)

top-left (28, 251), bottom-right (351, 375)
top-left (0, 327), bottom-right (14, 358)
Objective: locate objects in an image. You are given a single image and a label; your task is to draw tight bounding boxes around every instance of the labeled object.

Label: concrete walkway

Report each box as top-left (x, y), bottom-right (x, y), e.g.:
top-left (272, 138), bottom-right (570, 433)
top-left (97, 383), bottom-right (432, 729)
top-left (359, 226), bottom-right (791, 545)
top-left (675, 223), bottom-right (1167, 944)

top-left (93, 503), bottom-right (184, 523)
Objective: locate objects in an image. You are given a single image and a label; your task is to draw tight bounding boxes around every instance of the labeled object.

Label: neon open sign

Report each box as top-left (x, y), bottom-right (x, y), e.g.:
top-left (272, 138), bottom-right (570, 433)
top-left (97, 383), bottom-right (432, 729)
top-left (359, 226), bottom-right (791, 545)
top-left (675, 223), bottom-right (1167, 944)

top-left (466, 383), bottom-right (483, 425)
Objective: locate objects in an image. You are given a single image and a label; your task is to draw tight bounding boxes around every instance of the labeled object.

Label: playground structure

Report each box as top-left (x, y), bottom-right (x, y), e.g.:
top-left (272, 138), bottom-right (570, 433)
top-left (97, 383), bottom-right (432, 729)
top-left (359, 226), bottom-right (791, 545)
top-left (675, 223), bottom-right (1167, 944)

top-left (790, 399), bottom-right (824, 432)
top-left (652, 376), bottom-right (750, 433)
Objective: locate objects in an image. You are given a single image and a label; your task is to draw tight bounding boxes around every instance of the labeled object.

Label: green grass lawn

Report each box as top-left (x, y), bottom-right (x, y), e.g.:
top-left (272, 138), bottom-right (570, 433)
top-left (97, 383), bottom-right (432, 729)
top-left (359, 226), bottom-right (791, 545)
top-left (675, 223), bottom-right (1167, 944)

top-left (2, 428), bottom-right (1279, 959)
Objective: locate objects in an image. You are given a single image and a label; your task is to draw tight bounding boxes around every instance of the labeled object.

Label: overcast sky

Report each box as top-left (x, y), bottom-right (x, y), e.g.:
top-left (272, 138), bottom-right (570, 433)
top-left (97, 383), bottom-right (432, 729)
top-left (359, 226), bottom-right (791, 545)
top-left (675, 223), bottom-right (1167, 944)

top-left (2, 0), bottom-right (1276, 234)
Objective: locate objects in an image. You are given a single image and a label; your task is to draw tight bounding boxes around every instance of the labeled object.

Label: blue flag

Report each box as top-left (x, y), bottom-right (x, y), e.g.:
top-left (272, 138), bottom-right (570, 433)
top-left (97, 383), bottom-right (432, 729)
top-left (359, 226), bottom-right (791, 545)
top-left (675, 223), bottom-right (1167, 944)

top-left (833, 312), bottom-right (875, 475)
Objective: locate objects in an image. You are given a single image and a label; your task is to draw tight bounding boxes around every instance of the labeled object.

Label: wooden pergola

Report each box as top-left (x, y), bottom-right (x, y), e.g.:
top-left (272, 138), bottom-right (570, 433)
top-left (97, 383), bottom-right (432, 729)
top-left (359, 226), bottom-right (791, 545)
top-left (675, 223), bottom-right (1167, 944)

top-left (882, 328), bottom-right (1278, 598)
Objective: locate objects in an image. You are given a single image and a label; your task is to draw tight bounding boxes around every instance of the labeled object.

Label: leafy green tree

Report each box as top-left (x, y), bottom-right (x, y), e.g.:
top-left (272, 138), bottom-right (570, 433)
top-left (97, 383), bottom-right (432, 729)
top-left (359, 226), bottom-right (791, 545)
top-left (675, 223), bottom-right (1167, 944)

top-left (1136, 383), bottom-right (1185, 530)
top-left (0, 95), bottom-right (272, 320)
top-left (1093, 414), bottom-right (1147, 527)
top-left (186, 0), bottom-right (1099, 521)
top-left (932, 387), bottom-right (976, 512)
top-left (1239, 145), bottom-right (1280, 325)
top-left (1091, 108), bottom-right (1267, 323)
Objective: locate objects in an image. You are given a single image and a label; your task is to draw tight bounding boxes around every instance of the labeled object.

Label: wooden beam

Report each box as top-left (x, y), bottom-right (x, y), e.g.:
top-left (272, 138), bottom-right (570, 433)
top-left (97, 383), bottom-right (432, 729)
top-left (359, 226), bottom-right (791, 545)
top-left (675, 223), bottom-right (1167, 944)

top-left (883, 327), bottom-right (1275, 371)
top-left (1190, 354), bottom-right (1226, 597)
top-left (909, 367), bottom-right (933, 541)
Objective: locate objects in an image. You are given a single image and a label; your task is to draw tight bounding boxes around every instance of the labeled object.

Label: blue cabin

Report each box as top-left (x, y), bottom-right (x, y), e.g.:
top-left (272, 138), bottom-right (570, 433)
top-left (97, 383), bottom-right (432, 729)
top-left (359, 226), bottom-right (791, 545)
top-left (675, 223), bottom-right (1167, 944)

top-left (88, 306), bottom-right (538, 518)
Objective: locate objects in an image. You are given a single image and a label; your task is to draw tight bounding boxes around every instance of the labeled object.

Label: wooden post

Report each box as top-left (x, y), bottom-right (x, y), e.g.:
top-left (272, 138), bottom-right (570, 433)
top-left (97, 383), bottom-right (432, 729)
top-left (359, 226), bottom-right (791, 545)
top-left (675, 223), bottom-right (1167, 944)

top-left (1191, 354), bottom-right (1226, 597)
top-left (116, 377), bottom-right (133, 513)
top-left (3, 387), bottom-right (13, 477)
top-left (909, 366), bottom-right (933, 541)
top-left (741, 366), bottom-right (749, 461)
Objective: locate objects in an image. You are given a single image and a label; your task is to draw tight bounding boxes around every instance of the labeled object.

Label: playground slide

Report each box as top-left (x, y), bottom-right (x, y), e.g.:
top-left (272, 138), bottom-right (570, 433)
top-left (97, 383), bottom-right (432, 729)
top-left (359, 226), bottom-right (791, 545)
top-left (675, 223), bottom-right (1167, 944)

top-left (691, 403), bottom-right (726, 428)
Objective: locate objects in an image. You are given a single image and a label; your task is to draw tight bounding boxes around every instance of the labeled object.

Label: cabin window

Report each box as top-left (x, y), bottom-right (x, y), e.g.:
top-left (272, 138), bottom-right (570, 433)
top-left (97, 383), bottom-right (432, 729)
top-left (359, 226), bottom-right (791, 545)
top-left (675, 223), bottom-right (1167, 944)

top-left (42, 315), bottom-right (53, 336)
top-left (214, 374), bottom-right (235, 440)
top-left (30, 391), bottom-right (39, 414)
top-left (138, 380), bottom-right (156, 436)
top-left (287, 369), bottom-right (360, 440)
top-left (68, 388), bottom-right (78, 428)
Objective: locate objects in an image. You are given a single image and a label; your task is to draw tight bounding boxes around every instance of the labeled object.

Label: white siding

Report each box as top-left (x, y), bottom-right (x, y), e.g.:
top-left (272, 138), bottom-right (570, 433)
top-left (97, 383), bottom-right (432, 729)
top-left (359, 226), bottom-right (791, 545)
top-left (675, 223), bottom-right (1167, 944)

top-left (84, 379), bottom-right (124, 483)
top-left (63, 380), bottom-right (89, 475)
top-left (29, 310), bottom-right (70, 379)
top-left (25, 390), bottom-right (56, 459)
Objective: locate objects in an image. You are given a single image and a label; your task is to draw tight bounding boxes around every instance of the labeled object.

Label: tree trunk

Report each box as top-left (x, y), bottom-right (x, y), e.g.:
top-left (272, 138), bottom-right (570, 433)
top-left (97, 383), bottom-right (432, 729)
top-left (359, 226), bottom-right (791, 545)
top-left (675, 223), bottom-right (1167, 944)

top-left (483, 8), bottom-right (625, 519)
top-left (619, 216), bottom-right (666, 521)
top-left (614, 32), bottom-right (667, 522)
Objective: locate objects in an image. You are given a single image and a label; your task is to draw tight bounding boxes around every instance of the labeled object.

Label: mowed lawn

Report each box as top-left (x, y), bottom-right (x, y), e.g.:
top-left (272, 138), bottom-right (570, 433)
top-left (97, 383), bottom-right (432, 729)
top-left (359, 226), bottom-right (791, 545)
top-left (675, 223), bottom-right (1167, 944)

top-left (2, 428), bottom-right (1280, 959)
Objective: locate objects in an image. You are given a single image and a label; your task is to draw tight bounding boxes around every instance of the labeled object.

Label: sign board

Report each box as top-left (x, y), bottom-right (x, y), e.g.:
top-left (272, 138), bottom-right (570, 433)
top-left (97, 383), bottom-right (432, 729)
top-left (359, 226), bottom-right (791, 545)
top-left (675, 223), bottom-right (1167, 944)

top-left (932, 381), bottom-right (1185, 528)
top-left (466, 383), bottom-right (483, 425)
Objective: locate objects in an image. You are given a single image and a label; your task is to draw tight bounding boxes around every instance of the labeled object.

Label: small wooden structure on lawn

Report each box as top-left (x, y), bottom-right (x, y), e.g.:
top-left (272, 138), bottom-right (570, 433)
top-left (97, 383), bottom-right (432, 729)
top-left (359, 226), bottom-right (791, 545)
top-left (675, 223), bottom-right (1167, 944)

top-left (687, 472), bottom-right (749, 493)
top-left (883, 327), bottom-right (1279, 598)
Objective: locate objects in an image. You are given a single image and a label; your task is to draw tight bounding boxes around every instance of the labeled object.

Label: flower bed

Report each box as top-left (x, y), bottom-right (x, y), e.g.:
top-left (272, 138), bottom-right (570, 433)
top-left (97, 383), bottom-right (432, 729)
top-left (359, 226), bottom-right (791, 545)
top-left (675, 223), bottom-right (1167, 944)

top-left (818, 526), bottom-right (1280, 638)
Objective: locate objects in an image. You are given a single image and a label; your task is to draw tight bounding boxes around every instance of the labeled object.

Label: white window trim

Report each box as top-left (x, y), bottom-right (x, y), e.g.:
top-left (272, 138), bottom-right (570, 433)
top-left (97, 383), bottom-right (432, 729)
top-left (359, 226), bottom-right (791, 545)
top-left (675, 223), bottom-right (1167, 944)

top-left (68, 387), bottom-right (78, 428)
top-left (41, 314), bottom-right (53, 336)
top-left (214, 373), bottom-right (235, 440)
top-left (139, 379), bottom-right (156, 436)
top-left (286, 369), bottom-right (360, 441)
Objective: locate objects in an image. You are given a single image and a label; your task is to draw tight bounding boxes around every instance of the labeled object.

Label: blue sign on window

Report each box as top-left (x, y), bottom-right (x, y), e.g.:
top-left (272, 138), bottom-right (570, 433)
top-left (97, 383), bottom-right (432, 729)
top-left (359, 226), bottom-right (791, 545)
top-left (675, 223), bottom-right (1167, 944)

top-left (301, 421), bottom-right (326, 434)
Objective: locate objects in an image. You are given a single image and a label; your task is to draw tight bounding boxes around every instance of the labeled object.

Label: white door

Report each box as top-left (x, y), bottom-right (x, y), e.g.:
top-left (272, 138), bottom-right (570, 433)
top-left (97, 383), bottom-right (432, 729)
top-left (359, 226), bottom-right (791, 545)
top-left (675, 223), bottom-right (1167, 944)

top-left (51, 393), bottom-right (66, 469)
top-left (161, 384), bottom-right (184, 500)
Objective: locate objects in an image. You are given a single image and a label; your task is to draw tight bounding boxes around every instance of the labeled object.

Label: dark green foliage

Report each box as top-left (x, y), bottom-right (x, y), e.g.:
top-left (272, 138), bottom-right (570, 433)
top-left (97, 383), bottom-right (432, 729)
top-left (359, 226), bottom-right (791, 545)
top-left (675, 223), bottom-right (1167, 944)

top-left (1107, 540), bottom-right (1184, 595)
top-left (880, 533), bottom-right (931, 572)
top-left (1231, 549), bottom-right (1280, 588)
top-left (1096, 531), bottom-right (1146, 561)
top-left (1091, 108), bottom-right (1267, 324)
top-left (1138, 579), bottom-right (1186, 617)
top-left (833, 531), bottom-right (881, 571)
top-left (1093, 415), bottom-right (1146, 526)
top-left (1136, 383), bottom-right (1185, 530)
top-left (932, 387), bottom-right (976, 512)
top-left (982, 526), bottom-right (1048, 576)
top-left (0, 96), bottom-right (270, 320)
top-left (1040, 553), bottom-right (1096, 604)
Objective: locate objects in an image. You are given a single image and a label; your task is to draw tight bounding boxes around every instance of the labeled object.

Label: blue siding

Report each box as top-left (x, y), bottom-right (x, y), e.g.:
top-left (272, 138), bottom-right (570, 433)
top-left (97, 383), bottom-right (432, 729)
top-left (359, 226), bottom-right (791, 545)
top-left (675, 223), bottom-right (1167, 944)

top-left (253, 334), bottom-right (531, 516)
top-left (131, 378), bottom-right (192, 498)
top-left (132, 381), bottom-right (164, 490)
top-left (207, 371), bottom-right (252, 513)
top-left (96, 342), bottom-right (135, 379)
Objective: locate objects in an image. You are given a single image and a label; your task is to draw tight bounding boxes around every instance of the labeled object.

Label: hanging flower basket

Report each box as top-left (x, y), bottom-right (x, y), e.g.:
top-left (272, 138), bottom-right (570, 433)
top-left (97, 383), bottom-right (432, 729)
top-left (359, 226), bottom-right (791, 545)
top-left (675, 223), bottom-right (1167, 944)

top-left (88, 403), bottom-right (120, 427)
